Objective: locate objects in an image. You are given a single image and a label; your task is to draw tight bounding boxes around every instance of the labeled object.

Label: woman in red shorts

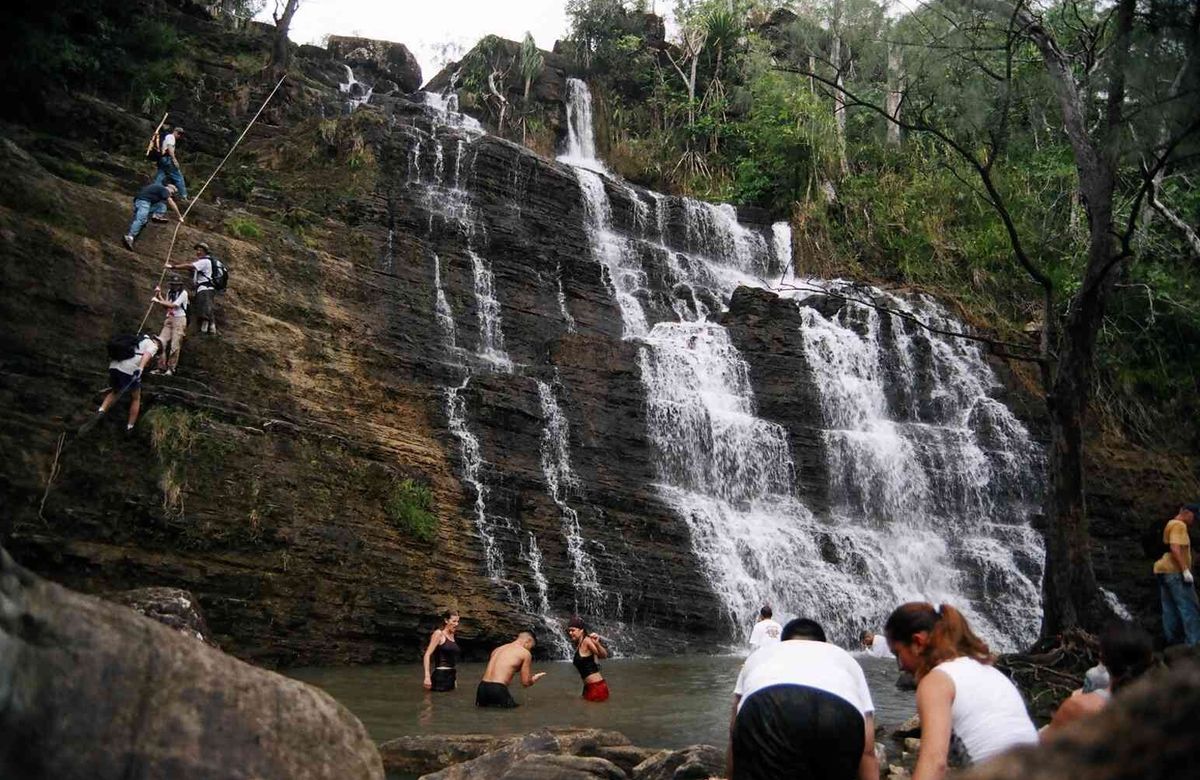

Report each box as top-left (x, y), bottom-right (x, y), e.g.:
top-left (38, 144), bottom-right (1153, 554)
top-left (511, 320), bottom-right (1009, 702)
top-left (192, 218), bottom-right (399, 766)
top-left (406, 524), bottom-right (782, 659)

top-left (567, 616), bottom-right (610, 702)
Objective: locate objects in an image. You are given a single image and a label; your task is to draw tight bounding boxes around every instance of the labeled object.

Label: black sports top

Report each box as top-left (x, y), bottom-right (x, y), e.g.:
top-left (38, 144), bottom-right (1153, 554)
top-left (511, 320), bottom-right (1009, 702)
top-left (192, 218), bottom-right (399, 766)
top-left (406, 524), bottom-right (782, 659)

top-left (432, 636), bottom-right (460, 669)
top-left (572, 649), bottom-right (601, 679)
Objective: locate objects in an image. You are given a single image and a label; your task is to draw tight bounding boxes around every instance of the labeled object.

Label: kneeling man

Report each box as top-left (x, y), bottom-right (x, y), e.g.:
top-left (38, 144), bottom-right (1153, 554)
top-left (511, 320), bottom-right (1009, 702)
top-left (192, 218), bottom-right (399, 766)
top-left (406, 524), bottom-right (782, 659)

top-left (729, 618), bottom-right (878, 780)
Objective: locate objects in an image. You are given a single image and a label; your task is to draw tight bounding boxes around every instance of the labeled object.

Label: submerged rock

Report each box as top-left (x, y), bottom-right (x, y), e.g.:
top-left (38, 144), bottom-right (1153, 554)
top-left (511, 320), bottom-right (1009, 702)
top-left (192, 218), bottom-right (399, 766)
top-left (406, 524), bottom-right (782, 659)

top-left (0, 546), bottom-right (383, 779)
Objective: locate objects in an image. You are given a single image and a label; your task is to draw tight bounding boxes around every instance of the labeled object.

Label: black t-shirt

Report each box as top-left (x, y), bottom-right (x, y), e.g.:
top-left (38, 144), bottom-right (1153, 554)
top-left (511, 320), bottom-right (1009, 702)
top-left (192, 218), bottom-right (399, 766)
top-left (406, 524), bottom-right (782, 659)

top-left (135, 183), bottom-right (172, 204)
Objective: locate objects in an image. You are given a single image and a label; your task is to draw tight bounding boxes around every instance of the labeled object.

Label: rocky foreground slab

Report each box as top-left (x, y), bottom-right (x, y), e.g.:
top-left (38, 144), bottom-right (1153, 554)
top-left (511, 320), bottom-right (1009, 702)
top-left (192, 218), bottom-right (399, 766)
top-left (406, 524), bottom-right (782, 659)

top-left (380, 728), bottom-right (723, 779)
top-left (0, 545), bottom-right (384, 779)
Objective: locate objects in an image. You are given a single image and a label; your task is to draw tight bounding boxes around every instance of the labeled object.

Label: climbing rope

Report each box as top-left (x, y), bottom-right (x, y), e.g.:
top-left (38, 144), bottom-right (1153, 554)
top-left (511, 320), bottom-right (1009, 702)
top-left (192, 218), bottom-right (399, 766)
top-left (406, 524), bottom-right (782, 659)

top-left (137, 73), bottom-right (287, 331)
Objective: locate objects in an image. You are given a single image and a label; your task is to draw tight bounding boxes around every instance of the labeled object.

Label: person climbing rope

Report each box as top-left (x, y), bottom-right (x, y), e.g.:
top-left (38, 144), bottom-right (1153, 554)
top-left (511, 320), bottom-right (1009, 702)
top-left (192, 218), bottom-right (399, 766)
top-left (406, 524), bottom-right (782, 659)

top-left (168, 242), bottom-right (218, 335)
top-left (153, 125), bottom-right (188, 201)
top-left (150, 274), bottom-right (189, 376)
top-left (124, 182), bottom-right (183, 250)
top-left (91, 334), bottom-right (163, 433)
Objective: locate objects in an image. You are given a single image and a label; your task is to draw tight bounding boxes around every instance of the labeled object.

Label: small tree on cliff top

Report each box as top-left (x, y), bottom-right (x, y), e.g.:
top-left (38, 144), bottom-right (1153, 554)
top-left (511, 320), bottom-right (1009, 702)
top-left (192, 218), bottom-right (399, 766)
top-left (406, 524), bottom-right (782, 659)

top-left (269, 0), bottom-right (301, 73)
top-left (779, 0), bottom-right (1200, 640)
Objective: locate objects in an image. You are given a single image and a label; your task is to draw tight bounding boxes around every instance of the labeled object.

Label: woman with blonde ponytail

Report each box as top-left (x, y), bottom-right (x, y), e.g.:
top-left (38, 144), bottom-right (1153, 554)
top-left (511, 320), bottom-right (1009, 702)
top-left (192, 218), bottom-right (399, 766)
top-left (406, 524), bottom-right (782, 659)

top-left (885, 603), bottom-right (1037, 779)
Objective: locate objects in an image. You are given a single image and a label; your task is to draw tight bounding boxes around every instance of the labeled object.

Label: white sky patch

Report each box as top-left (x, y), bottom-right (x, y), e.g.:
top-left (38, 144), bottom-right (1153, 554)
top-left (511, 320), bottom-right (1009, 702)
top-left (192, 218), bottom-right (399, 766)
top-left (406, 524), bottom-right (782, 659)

top-left (259, 0), bottom-right (573, 88)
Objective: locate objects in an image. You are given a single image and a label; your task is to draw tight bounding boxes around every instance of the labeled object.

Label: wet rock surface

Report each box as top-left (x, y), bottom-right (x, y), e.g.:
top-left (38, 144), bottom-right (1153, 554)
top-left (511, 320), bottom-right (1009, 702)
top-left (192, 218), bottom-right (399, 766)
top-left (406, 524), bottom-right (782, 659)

top-left (381, 728), bottom-right (718, 780)
top-left (0, 545), bottom-right (384, 779)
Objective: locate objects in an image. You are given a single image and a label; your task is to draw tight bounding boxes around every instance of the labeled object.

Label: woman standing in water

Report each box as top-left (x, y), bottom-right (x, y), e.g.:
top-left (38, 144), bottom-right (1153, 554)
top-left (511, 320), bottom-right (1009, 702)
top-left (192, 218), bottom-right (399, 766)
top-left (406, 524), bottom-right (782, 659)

top-left (885, 603), bottom-right (1036, 779)
top-left (422, 611), bottom-right (461, 692)
top-left (567, 616), bottom-right (610, 702)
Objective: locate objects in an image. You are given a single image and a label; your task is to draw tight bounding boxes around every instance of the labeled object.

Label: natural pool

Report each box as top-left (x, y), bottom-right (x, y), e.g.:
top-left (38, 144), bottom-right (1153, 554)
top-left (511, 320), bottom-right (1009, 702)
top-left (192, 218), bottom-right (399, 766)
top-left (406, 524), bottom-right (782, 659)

top-left (290, 653), bottom-right (914, 751)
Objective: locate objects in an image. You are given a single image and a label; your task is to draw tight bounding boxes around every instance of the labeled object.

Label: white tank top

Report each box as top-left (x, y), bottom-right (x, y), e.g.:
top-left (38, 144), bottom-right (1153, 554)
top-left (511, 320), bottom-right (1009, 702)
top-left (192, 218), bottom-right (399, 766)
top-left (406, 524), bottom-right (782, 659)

top-left (935, 657), bottom-right (1038, 764)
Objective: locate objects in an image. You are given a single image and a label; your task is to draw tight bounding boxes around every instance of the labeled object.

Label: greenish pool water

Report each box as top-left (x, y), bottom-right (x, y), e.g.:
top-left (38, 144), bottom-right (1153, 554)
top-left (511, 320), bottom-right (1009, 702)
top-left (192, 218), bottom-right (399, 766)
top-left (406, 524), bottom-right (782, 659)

top-left (290, 653), bottom-right (914, 751)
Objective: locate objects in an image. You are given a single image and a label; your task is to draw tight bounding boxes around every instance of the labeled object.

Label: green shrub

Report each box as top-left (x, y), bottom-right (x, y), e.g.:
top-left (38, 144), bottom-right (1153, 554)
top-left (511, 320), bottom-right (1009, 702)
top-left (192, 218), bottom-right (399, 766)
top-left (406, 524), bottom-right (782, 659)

top-left (386, 478), bottom-right (437, 542)
top-left (226, 216), bottom-right (262, 240)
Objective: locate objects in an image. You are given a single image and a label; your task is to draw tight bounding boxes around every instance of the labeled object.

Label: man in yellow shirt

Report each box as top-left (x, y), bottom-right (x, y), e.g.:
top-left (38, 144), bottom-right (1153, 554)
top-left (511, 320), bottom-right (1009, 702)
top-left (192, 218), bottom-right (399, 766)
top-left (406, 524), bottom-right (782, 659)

top-left (1153, 503), bottom-right (1200, 646)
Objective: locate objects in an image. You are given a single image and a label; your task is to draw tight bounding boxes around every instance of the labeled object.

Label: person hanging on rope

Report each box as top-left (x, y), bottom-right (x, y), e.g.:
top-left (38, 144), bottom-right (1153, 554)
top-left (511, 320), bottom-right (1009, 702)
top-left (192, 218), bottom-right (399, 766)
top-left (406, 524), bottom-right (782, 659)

top-left (149, 274), bottom-right (189, 376)
top-left (167, 242), bottom-right (217, 335)
top-left (124, 182), bottom-right (183, 250)
top-left (153, 125), bottom-right (188, 201)
top-left (93, 334), bottom-right (163, 433)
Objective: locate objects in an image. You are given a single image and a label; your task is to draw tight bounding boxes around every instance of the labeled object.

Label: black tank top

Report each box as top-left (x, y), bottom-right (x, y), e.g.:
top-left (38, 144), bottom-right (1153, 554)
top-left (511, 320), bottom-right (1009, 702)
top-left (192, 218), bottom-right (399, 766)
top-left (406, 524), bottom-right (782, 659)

top-left (432, 636), bottom-right (460, 668)
top-left (572, 649), bottom-right (601, 679)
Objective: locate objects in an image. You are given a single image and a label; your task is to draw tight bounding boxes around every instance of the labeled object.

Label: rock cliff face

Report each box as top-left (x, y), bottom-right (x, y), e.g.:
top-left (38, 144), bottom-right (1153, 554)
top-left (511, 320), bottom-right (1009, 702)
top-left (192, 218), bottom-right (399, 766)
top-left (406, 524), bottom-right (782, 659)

top-left (0, 3), bottom-right (1192, 666)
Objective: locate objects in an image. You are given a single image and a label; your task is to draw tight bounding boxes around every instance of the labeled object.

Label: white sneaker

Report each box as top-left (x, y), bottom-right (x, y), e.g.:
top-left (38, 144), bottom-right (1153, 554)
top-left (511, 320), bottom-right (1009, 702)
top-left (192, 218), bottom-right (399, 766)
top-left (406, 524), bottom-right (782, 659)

top-left (200, 322), bottom-right (209, 333)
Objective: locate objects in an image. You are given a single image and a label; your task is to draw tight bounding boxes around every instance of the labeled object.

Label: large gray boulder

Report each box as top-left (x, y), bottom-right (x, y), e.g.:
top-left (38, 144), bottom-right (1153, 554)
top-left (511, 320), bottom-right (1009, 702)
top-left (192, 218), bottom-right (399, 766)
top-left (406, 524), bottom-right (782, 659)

top-left (420, 730), bottom-right (560, 779)
top-left (327, 35), bottom-right (423, 92)
top-left (0, 546), bottom-right (384, 779)
top-left (502, 753), bottom-right (629, 779)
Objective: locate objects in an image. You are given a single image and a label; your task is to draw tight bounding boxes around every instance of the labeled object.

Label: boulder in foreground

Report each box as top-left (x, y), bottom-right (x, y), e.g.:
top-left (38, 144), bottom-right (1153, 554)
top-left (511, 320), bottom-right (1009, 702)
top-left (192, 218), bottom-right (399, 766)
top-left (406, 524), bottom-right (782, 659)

top-left (0, 546), bottom-right (384, 780)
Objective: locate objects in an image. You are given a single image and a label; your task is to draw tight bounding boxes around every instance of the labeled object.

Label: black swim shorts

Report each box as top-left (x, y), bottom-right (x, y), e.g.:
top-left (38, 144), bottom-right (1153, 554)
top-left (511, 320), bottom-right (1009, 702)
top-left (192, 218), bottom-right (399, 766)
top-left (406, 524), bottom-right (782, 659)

top-left (731, 684), bottom-right (865, 780)
top-left (431, 668), bottom-right (457, 692)
top-left (475, 681), bottom-right (518, 708)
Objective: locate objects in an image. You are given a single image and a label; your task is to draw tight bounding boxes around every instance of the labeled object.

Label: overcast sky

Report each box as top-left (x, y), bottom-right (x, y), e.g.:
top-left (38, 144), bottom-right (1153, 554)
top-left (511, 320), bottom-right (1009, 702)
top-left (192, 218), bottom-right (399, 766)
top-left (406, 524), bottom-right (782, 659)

top-left (260, 0), bottom-right (577, 87)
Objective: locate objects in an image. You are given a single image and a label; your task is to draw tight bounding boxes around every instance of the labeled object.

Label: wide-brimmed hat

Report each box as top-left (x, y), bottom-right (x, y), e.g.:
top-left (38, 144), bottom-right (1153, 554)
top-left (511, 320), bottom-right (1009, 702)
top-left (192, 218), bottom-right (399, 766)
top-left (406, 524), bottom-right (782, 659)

top-left (166, 273), bottom-right (185, 286)
top-left (193, 241), bottom-right (210, 253)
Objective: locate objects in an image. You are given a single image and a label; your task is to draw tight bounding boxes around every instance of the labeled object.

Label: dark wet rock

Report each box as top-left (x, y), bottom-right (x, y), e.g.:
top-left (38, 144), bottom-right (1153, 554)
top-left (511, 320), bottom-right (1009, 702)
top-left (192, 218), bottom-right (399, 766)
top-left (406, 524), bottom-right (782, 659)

top-left (501, 754), bottom-right (629, 779)
top-left (420, 730), bottom-right (560, 780)
top-left (379, 734), bottom-right (511, 776)
top-left (105, 586), bottom-right (217, 645)
top-left (0, 546), bottom-right (383, 779)
top-left (592, 745), bottom-right (662, 776)
top-left (631, 745), bottom-right (724, 780)
top-left (327, 35), bottom-right (423, 93)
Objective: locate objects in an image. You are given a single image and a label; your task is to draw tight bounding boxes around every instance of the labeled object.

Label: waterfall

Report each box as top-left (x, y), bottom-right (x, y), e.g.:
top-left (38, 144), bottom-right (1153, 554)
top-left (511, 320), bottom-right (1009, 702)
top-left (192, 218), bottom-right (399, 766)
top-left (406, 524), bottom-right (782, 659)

top-left (559, 78), bottom-right (606, 172)
top-left (445, 377), bottom-right (504, 579)
top-left (556, 264), bottom-right (576, 333)
top-left (422, 90), bottom-right (484, 133)
top-left (559, 79), bottom-right (1044, 649)
top-left (467, 249), bottom-right (512, 370)
top-left (338, 65), bottom-right (373, 111)
top-left (537, 380), bottom-right (604, 612)
top-left (432, 253), bottom-right (457, 350)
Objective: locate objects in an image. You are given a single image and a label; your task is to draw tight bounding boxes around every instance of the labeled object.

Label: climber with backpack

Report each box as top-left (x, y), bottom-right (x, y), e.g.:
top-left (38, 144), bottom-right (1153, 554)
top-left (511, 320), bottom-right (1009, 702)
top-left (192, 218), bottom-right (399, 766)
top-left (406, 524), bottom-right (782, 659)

top-left (168, 241), bottom-right (227, 335)
top-left (151, 125), bottom-right (188, 201)
top-left (92, 334), bottom-right (163, 433)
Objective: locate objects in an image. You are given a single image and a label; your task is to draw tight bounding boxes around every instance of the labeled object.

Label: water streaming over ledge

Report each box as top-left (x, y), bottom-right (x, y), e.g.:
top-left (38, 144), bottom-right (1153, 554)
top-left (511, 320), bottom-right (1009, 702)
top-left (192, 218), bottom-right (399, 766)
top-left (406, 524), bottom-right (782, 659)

top-left (559, 80), bottom-right (1044, 649)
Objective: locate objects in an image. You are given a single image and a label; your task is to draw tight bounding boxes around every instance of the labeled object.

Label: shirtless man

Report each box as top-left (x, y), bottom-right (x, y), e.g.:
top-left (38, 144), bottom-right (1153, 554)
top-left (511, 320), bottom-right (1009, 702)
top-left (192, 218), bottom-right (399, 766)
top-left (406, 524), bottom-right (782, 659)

top-left (475, 630), bottom-right (545, 708)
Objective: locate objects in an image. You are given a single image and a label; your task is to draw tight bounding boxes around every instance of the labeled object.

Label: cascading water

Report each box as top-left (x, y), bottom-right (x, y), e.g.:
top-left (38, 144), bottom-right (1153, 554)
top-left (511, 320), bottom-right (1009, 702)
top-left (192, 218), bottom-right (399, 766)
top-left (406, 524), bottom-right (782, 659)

top-left (339, 65), bottom-right (373, 112)
top-left (560, 79), bottom-right (1044, 649)
top-left (537, 380), bottom-right (604, 612)
top-left (558, 79), bottom-right (605, 172)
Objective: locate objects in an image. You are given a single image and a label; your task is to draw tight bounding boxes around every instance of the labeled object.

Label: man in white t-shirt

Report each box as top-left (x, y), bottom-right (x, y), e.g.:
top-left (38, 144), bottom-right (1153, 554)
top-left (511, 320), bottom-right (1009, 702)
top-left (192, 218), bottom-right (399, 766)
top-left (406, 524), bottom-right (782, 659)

top-left (729, 618), bottom-right (878, 780)
top-left (95, 335), bottom-right (162, 432)
top-left (748, 605), bottom-right (782, 652)
top-left (169, 242), bottom-right (217, 334)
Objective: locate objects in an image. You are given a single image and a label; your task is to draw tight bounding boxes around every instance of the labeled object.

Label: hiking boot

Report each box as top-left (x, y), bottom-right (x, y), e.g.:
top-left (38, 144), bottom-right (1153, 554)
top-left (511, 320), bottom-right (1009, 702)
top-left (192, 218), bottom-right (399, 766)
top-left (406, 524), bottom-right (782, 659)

top-left (123, 235), bottom-right (135, 250)
top-left (149, 368), bottom-right (164, 375)
top-left (209, 324), bottom-right (218, 336)
top-left (151, 215), bottom-right (169, 223)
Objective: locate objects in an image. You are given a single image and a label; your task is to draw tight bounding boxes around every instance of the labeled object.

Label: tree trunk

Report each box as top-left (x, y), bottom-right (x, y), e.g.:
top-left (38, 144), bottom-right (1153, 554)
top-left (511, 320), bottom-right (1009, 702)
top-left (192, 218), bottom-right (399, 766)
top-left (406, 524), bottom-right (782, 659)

top-left (831, 0), bottom-right (848, 174)
top-left (270, 0), bottom-right (301, 73)
top-left (885, 43), bottom-right (903, 146)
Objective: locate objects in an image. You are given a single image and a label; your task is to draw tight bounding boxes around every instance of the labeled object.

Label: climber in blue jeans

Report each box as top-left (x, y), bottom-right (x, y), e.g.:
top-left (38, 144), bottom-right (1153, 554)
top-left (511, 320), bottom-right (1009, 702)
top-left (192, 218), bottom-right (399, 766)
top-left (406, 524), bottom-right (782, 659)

top-left (124, 183), bottom-right (183, 250)
top-left (1153, 503), bottom-right (1200, 646)
top-left (153, 126), bottom-right (188, 199)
